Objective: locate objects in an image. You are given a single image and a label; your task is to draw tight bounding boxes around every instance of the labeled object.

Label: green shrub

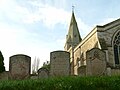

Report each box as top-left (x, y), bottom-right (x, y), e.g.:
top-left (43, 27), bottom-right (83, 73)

top-left (0, 51), bottom-right (5, 73)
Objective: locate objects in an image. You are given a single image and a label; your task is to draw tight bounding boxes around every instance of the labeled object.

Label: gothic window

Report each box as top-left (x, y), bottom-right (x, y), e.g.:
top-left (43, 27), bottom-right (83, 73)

top-left (113, 31), bottom-right (120, 65)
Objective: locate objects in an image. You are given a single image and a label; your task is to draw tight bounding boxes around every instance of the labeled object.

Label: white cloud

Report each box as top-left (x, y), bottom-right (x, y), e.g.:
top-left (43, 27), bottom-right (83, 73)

top-left (0, 0), bottom-right (29, 23)
top-left (0, 0), bottom-right (10, 9)
top-left (24, 1), bottom-right (71, 29)
top-left (0, 0), bottom-right (71, 29)
top-left (0, 0), bottom-right (90, 32)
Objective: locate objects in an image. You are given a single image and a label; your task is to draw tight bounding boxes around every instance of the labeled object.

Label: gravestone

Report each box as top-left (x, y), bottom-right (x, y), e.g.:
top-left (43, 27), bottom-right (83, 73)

top-left (9, 54), bottom-right (31, 79)
top-left (77, 66), bottom-right (86, 76)
top-left (86, 48), bottom-right (106, 76)
top-left (38, 68), bottom-right (49, 78)
top-left (50, 51), bottom-right (70, 77)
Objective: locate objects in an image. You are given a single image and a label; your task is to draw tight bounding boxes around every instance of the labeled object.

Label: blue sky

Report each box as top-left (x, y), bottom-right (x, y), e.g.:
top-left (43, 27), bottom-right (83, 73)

top-left (0, 0), bottom-right (120, 70)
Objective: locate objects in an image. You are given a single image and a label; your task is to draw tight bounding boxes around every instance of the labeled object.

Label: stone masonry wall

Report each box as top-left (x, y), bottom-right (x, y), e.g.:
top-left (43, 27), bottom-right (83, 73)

top-left (74, 29), bottom-right (99, 75)
top-left (97, 24), bottom-right (120, 66)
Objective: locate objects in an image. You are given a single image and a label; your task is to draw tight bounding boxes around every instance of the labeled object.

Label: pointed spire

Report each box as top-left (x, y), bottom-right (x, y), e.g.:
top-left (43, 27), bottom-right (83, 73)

top-left (64, 7), bottom-right (82, 51)
top-left (70, 6), bottom-right (77, 26)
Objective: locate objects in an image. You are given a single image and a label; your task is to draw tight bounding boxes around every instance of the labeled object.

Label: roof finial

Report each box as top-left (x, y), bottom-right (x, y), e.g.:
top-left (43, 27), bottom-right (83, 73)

top-left (72, 5), bottom-right (74, 13)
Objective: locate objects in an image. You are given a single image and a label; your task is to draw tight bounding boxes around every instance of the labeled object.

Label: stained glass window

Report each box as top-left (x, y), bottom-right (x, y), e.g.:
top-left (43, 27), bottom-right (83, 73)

top-left (113, 31), bottom-right (120, 64)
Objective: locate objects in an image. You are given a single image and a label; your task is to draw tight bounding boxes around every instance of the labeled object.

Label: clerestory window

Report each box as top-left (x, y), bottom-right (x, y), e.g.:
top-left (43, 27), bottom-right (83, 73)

top-left (113, 31), bottom-right (120, 65)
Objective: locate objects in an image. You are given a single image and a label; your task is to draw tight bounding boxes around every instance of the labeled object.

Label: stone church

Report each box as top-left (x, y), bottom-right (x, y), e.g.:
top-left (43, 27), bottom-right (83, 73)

top-left (64, 11), bottom-right (120, 76)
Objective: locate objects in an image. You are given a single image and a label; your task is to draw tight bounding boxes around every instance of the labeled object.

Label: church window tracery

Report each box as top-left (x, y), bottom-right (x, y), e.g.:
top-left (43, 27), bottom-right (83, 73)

top-left (113, 31), bottom-right (120, 65)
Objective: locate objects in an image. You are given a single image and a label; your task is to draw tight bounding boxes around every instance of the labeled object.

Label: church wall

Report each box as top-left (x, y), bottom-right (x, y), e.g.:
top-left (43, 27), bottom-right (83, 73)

top-left (74, 28), bottom-right (100, 75)
top-left (107, 47), bottom-right (114, 66)
top-left (97, 24), bottom-right (120, 66)
top-left (67, 47), bottom-right (73, 62)
top-left (73, 24), bottom-right (120, 75)
top-left (73, 47), bottom-right (81, 75)
top-left (67, 47), bottom-right (74, 75)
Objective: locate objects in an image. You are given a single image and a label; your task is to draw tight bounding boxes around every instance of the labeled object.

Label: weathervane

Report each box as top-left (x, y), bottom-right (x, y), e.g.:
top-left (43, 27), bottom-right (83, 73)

top-left (72, 5), bottom-right (74, 12)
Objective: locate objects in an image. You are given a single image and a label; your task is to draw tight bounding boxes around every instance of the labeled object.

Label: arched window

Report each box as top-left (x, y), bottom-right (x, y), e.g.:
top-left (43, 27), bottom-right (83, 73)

top-left (113, 31), bottom-right (120, 65)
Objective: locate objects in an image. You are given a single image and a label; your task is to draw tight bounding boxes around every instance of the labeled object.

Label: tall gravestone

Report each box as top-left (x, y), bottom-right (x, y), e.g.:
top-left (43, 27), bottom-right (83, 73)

top-left (50, 51), bottom-right (70, 77)
top-left (86, 48), bottom-right (106, 76)
top-left (9, 54), bottom-right (31, 79)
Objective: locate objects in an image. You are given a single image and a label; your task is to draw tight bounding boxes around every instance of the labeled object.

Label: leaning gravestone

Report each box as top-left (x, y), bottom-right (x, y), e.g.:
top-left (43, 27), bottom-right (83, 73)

top-left (9, 54), bottom-right (31, 79)
top-left (50, 51), bottom-right (70, 77)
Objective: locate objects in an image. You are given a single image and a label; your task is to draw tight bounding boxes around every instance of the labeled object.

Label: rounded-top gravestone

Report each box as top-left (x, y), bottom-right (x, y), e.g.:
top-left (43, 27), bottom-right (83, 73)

top-left (86, 48), bottom-right (106, 76)
top-left (9, 54), bottom-right (31, 79)
top-left (50, 50), bottom-right (70, 77)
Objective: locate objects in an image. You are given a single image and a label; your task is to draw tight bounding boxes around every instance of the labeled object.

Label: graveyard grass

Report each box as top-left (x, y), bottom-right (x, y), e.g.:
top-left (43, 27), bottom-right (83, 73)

top-left (0, 76), bottom-right (120, 90)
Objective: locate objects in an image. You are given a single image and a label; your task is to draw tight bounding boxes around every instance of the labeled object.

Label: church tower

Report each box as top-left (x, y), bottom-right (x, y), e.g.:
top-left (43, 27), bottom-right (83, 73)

top-left (64, 10), bottom-right (82, 51)
top-left (64, 9), bottom-right (82, 75)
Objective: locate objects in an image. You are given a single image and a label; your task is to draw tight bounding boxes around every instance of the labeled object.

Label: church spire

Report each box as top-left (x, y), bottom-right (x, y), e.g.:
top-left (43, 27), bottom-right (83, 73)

top-left (64, 7), bottom-right (82, 51)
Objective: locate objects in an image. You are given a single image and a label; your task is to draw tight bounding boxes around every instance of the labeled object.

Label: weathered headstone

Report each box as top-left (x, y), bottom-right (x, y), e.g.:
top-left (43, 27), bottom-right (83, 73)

top-left (86, 48), bottom-right (106, 76)
top-left (77, 66), bottom-right (86, 76)
top-left (50, 51), bottom-right (70, 77)
top-left (38, 68), bottom-right (49, 78)
top-left (9, 54), bottom-right (31, 79)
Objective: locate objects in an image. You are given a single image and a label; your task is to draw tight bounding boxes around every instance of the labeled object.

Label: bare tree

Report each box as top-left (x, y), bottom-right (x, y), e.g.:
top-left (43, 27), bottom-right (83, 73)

top-left (32, 57), bottom-right (40, 74)
top-left (36, 58), bottom-right (40, 72)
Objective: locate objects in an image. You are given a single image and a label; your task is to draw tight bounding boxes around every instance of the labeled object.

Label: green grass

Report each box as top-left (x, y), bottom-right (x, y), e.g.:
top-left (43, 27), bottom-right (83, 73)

top-left (0, 76), bottom-right (120, 90)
